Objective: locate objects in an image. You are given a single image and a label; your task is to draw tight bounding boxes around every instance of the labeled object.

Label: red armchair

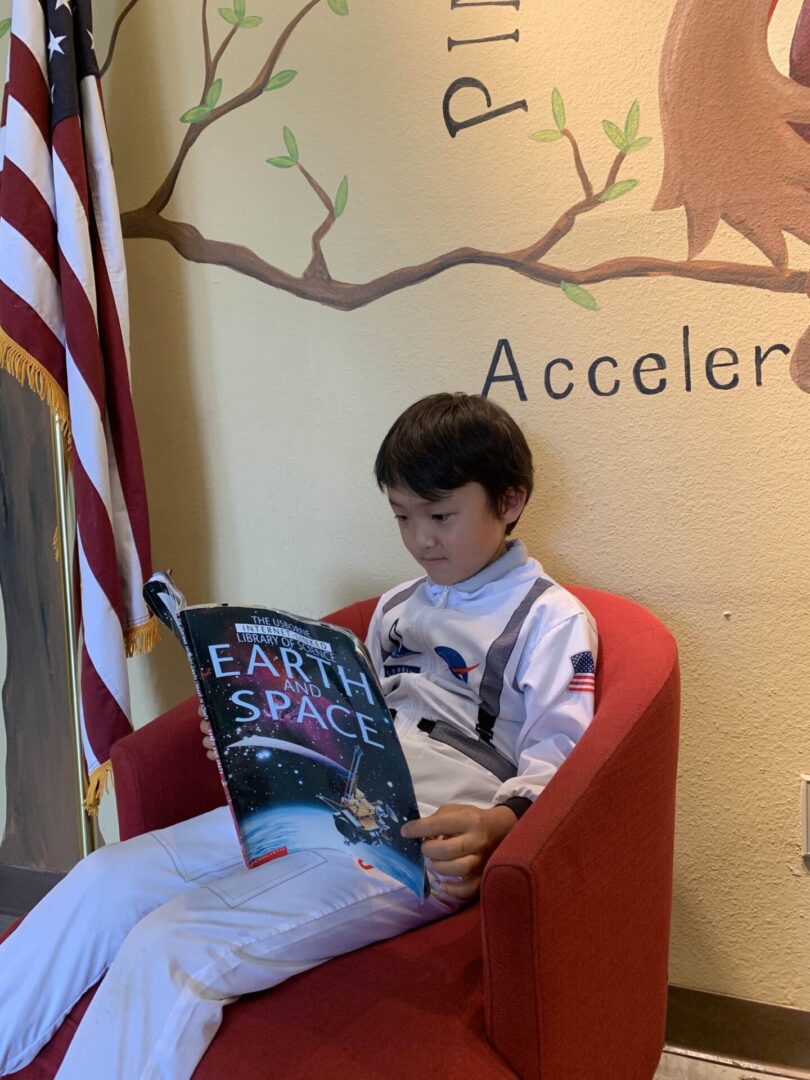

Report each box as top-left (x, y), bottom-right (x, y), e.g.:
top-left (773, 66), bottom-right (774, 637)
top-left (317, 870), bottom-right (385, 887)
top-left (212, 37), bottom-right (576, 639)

top-left (5, 585), bottom-right (679, 1080)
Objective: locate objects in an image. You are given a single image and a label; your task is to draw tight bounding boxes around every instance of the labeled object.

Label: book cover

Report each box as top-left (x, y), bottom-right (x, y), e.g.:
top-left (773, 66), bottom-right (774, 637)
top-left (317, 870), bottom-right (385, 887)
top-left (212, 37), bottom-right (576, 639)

top-left (143, 572), bottom-right (428, 901)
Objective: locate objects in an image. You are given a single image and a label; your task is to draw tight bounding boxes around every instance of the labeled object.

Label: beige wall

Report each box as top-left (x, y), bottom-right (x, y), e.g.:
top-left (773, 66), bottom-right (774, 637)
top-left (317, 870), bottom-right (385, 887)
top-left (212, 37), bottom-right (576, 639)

top-left (3, 0), bottom-right (810, 1010)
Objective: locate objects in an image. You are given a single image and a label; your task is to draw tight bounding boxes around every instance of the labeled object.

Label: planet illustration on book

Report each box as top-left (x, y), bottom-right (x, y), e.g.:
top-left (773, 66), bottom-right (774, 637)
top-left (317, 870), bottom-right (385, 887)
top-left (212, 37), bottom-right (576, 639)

top-left (229, 738), bottom-right (399, 848)
top-left (240, 800), bottom-right (424, 897)
top-left (232, 738), bottom-right (424, 896)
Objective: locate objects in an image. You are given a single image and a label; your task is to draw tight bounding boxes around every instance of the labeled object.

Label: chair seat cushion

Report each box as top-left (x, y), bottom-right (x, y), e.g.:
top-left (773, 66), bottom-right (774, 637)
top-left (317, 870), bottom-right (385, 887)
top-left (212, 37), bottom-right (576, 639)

top-left (2, 906), bottom-right (515, 1079)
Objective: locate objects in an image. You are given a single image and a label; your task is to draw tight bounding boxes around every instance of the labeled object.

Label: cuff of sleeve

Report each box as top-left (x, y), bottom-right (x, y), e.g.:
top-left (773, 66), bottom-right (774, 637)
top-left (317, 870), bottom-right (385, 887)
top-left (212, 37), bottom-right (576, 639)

top-left (499, 796), bottom-right (533, 820)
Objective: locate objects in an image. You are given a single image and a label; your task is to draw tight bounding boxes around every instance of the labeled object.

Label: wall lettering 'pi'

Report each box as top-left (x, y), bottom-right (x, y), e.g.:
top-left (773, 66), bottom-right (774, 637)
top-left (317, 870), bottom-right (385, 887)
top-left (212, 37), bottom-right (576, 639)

top-left (442, 0), bottom-right (527, 138)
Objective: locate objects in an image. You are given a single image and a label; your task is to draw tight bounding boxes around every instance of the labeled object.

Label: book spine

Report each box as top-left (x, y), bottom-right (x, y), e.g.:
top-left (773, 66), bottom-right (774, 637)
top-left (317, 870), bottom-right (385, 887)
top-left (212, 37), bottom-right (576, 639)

top-left (177, 611), bottom-right (253, 870)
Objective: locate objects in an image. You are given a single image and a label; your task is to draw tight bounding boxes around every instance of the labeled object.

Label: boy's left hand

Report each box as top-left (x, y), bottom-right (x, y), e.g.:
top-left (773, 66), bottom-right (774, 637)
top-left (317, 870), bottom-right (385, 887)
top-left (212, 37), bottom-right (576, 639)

top-left (401, 803), bottom-right (518, 901)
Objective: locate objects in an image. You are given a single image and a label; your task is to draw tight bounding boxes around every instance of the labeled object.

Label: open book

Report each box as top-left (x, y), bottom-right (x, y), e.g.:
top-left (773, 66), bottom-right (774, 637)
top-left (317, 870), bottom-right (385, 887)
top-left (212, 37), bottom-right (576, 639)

top-left (143, 572), bottom-right (429, 900)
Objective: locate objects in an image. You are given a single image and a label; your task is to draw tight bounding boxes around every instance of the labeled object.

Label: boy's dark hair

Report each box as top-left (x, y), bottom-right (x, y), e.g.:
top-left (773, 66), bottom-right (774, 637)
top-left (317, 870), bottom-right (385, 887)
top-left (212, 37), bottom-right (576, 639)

top-left (374, 393), bottom-right (533, 535)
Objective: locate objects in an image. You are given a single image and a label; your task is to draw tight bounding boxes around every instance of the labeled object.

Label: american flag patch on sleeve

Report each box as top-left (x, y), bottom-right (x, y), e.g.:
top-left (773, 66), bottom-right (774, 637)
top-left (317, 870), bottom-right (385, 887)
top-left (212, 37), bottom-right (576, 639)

top-left (567, 651), bottom-right (595, 693)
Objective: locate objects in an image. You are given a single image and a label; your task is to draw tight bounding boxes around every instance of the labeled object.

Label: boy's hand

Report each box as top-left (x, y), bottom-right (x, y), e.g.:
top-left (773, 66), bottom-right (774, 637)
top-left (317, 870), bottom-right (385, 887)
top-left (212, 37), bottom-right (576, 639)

top-left (198, 707), bottom-right (216, 761)
top-left (401, 803), bottom-right (518, 901)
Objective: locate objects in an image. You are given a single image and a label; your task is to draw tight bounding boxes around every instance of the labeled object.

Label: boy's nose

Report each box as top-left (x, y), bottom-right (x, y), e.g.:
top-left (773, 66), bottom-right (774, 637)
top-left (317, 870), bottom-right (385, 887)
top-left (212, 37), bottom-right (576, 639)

top-left (415, 521), bottom-right (437, 549)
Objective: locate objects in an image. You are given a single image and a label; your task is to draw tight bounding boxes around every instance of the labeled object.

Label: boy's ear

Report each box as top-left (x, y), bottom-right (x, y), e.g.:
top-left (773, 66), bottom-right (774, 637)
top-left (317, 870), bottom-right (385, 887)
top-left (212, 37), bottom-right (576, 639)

top-left (499, 487), bottom-right (528, 525)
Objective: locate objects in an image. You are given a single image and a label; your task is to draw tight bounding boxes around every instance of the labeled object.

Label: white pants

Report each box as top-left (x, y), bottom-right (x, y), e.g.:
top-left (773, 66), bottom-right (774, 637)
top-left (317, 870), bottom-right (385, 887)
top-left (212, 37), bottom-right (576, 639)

top-left (0, 806), bottom-right (461, 1080)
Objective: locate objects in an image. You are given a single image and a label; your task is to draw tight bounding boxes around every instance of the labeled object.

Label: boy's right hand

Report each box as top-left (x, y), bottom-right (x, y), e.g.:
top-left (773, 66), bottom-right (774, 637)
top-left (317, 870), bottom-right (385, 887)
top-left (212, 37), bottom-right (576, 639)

top-left (198, 707), bottom-right (216, 761)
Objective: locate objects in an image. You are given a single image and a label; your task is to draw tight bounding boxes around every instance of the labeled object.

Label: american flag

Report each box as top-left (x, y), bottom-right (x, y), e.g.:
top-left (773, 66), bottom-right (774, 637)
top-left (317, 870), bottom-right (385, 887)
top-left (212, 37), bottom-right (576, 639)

top-left (567, 650), bottom-right (595, 694)
top-left (0, 0), bottom-right (154, 810)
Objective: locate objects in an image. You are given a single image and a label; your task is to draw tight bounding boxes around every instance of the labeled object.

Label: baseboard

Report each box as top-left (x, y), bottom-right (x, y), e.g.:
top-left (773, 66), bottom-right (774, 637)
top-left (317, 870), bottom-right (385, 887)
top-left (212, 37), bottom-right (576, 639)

top-left (667, 985), bottom-right (810, 1075)
top-left (0, 864), bottom-right (64, 916)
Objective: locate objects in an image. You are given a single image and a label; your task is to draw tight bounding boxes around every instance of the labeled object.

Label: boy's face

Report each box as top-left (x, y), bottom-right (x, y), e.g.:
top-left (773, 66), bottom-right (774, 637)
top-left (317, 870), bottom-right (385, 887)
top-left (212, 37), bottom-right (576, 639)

top-left (387, 482), bottom-right (526, 586)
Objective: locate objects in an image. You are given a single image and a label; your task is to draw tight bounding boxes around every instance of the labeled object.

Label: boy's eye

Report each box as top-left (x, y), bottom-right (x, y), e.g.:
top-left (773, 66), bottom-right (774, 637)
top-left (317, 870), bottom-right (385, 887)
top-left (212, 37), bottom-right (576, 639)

top-left (431, 513), bottom-right (449, 522)
top-left (394, 514), bottom-right (407, 522)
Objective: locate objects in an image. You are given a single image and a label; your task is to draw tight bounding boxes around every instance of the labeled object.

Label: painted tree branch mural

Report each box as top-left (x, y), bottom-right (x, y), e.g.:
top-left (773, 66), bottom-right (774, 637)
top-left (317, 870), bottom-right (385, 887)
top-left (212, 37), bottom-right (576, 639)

top-left (110, 0), bottom-right (810, 383)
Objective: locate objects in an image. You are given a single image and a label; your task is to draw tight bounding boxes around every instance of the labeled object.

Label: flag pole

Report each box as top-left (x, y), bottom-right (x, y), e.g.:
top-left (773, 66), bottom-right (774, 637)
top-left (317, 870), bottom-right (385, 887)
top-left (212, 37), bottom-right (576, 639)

top-left (50, 414), bottom-right (95, 858)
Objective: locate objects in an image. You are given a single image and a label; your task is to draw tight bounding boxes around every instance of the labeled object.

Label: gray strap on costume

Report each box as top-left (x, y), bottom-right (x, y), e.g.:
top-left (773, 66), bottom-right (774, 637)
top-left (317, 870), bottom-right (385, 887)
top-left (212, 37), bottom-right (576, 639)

top-left (477, 577), bottom-right (554, 725)
top-left (417, 719), bottom-right (517, 783)
top-left (381, 579), bottom-right (424, 615)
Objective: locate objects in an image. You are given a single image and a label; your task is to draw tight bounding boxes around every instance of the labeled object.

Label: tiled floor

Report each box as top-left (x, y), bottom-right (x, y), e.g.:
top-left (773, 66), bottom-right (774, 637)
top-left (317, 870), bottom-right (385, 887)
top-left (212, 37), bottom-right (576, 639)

top-left (657, 1050), bottom-right (807, 1080)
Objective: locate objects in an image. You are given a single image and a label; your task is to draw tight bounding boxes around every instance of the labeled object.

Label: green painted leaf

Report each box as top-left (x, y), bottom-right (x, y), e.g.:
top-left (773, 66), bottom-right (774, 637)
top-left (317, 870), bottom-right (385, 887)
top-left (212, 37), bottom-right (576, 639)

top-left (219, 7), bottom-right (239, 25)
top-left (625, 136), bottom-right (652, 154)
top-left (624, 100), bottom-right (640, 141)
top-left (560, 281), bottom-right (599, 311)
top-left (334, 175), bottom-right (349, 217)
top-left (267, 156), bottom-right (297, 168)
top-left (551, 87), bottom-right (565, 131)
top-left (328, 0), bottom-right (349, 15)
top-left (241, 14), bottom-right (262, 27)
top-left (234, 0), bottom-right (246, 17)
top-left (0, 19), bottom-right (11, 38)
top-left (205, 78), bottom-right (222, 108)
top-left (602, 120), bottom-right (626, 150)
top-left (180, 104), bottom-right (213, 124)
top-left (598, 179), bottom-right (639, 201)
top-left (283, 126), bottom-right (299, 162)
top-left (529, 129), bottom-right (564, 142)
top-left (265, 70), bottom-right (297, 91)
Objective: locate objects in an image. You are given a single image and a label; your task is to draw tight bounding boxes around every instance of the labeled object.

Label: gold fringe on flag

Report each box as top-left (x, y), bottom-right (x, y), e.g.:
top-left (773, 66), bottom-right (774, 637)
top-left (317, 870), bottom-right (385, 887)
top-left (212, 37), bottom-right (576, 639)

top-left (83, 759), bottom-right (113, 816)
top-left (52, 526), bottom-right (61, 563)
top-left (125, 614), bottom-right (159, 657)
top-left (0, 324), bottom-right (72, 448)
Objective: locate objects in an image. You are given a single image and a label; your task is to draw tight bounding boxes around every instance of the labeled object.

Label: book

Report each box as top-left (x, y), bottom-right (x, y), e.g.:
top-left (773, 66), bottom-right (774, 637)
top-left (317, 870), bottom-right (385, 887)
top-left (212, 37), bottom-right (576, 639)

top-left (143, 571), bottom-right (429, 901)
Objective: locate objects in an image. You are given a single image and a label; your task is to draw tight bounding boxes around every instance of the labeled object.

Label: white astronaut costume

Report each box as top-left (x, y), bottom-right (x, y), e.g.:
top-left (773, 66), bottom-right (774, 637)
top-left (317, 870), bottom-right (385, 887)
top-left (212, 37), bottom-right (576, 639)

top-left (0, 540), bottom-right (596, 1080)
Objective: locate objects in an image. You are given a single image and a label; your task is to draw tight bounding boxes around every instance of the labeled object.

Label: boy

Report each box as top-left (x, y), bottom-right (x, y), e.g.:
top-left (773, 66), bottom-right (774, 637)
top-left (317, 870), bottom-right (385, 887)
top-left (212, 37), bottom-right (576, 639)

top-left (0, 392), bottom-right (597, 1080)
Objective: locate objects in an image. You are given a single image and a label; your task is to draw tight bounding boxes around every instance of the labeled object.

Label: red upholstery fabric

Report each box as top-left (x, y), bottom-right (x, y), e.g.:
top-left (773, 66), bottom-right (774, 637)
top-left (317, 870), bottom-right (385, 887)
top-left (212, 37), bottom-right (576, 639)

top-left (6, 587), bottom-right (678, 1079)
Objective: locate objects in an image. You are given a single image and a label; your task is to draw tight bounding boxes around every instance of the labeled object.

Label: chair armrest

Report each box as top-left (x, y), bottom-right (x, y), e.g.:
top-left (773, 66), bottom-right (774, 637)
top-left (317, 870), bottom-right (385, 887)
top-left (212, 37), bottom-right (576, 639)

top-left (481, 629), bottom-right (680, 1080)
top-left (111, 695), bottom-right (226, 841)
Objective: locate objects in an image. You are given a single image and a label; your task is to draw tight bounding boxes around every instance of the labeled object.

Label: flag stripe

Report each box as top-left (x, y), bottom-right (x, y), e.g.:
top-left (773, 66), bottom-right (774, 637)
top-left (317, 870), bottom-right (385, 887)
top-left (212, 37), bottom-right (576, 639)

top-left (0, 278), bottom-right (66, 379)
top-left (0, 158), bottom-right (58, 270)
top-left (0, 219), bottom-right (64, 340)
top-left (89, 203), bottom-right (152, 585)
top-left (53, 139), bottom-right (99, 317)
top-left (66, 352), bottom-right (114, 518)
top-left (8, 34), bottom-right (50, 144)
top-left (81, 78), bottom-right (130, 362)
top-left (58, 253), bottom-right (105, 408)
top-left (105, 420), bottom-right (147, 624)
top-left (69, 423), bottom-right (127, 625)
top-left (3, 96), bottom-right (53, 214)
top-left (77, 532), bottom-right (131, 719)
top-left (79, 645), bottom-right (130, 761)
top-left (10, 0), bottom-right (48, 85)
